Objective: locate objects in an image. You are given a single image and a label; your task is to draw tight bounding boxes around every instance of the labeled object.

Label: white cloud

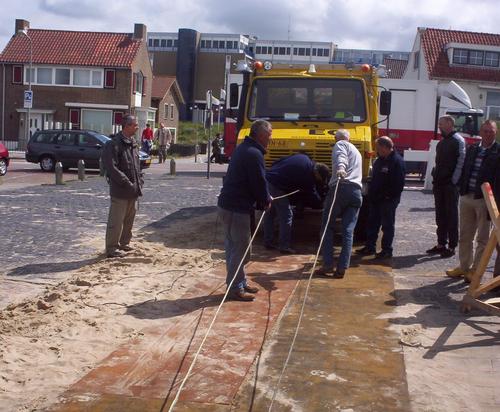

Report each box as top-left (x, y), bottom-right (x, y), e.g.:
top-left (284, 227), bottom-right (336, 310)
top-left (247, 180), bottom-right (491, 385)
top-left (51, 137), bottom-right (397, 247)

top-left (1, 0), bottom-right (499, 52)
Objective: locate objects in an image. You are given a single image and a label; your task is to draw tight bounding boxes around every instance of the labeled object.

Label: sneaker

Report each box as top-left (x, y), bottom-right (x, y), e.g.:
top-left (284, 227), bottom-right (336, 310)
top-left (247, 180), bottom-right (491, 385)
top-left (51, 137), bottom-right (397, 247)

top-left (279, 247), bottom-right (297, 254)
top-left (445, 267), bottom-right (468, 277)
top-left (227, 289), bottom-right (255, 302)
top-left (356, 246), bottom-right (376, 255)
top-left (118, 245), bottom-right (134, 252)
top-left (426, 245), bottom-right (446, 254)
top-left (375, 250), bottom-right (393, 259)
top-left (333, 269), bottom-right (346, 279)
top-left (106, 249), bottom-right (124, 258)
top-left (244, 284), bottom-right (259, 294)
top-left (314, 266), bottom-right (335, 277)
top-left (440, 248), bottom-right (455, 258)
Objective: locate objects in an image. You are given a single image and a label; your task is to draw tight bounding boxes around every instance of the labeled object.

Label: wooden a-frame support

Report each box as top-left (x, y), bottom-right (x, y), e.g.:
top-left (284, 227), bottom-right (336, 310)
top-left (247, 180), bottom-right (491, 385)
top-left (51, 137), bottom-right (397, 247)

top-left (461, 182), bottom-right (500, 316)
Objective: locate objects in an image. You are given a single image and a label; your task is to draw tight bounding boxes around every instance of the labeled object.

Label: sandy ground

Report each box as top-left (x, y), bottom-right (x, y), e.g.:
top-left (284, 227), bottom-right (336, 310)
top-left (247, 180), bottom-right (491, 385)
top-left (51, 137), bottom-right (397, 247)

top-left (0, 211), bottom-right (224, 412)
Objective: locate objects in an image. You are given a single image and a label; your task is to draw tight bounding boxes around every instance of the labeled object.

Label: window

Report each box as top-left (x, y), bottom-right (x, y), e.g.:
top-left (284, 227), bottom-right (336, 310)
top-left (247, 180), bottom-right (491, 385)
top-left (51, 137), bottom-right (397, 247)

top-left (12, 65), bottom-right (22, 84)
top-left (160, 39), bottom-right (166, 47)
top-left (134, 71), bottom-right (144, 94)
top-left (74, 69), bottom-right (90, 86)
top-left (164, 103), bottom-right (168, 119)
top-left (312, 48), bottom-right (317, 56)
top-left (104, 69), bottom-right (115, 88)
top-left (453, 49), bottom-right (468, 64)
top-left (148, 39), bottom-right (153, 47)
top-left (167, 39), bottom-right (173, 47)
top-left (55, 132), bottom-right (75, 146)
top-left (279, 47), bottom-right (286, 55)
top-left (36, 68), bottom-right (52, 84)
top-left (293, 48), bottom-right (298, 55)
top-left (220, 41), bottom-right (226, 49)
top-left (469, 50), bottom-right (484, 65)
top-left (286, 47), bottom-right (291, 55)
top-left (34, 131), bottom-right (57, 143)
top-left (414, 51), bottom-right (420, 69)
top-left (323, 49), bottom-right (330, 57)
top-left (77, 133), bottom-right (98, 147)
top-left (153, 39), bottom-right (160, 47)
top-left (233, 41), bottom-right (238, 49)
top-left (25, 67), bottom-right (35, 83)
top-left (205, 40), bottom-right (211, 48)
top-left (305, 48), bottom-right (310, 56)
top-left (81, 109), bottom-right (113, 135)
top-left (485, 52), bottom-right (500, 67)
top-left (170, 104), bottom-right (174, 120)
top-left (256, 46), bottom-right (262, 54)
top-left (91, 70), bottom-right (101, 86)
top-left (174, 39), bottom-right (178, 47)
top-left (55, 68), bottom-right (70, 85)
top-left (69, 109), bottom-right (80, 125)
top-left (317, 48), bottom-right (323, 57)
top-left (201, 40), bottom-right (206, 48)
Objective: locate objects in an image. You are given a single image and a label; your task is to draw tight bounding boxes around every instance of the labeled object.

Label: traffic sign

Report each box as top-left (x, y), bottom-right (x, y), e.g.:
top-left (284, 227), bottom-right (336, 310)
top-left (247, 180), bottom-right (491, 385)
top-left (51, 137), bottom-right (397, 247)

top-left (24, 90), bottom-right (33, 109)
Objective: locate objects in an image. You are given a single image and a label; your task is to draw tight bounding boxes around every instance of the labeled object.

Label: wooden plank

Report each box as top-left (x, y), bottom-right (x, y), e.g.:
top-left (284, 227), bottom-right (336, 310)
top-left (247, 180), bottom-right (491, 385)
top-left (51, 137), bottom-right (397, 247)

top-left (472, 277), bottom-right (500, 298)
top-left (462, 295), bottom-right (500, 316)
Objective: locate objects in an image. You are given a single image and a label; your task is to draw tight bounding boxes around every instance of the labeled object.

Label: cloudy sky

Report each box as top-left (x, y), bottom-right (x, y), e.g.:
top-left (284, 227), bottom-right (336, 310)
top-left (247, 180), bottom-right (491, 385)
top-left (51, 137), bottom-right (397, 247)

top-left (1, 0), bottom-right (499, 52)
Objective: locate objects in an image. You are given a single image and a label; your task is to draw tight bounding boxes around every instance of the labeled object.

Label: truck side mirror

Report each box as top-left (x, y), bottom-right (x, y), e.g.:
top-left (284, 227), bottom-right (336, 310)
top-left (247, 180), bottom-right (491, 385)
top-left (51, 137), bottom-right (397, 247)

top-left (229, 83), bottom-right (239, 108)
top-left (380, 91), bottom-right (392, 116)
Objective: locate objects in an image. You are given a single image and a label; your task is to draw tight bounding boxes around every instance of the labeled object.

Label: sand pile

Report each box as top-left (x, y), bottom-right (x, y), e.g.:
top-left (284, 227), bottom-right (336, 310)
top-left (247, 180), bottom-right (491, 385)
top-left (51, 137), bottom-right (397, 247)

top-left (0, 211), bottom-right (224, 411)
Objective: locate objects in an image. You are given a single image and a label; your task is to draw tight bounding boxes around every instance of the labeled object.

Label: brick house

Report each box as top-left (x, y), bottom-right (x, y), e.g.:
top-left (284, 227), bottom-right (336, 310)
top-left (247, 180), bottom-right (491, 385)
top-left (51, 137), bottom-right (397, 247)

top-left (151, 75), bottom-right (184, 142)
top-left (0, 19), bottom-right (155, 149)
top-left (404, 27), bottom-right (500, 126)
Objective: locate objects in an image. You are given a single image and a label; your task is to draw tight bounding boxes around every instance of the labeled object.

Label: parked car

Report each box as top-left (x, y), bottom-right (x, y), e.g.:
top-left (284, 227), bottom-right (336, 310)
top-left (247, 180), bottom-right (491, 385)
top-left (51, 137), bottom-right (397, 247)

top-left (0, 142), bottom-right (10, 176)
top-left (25, 130), bottom-right (151, 172)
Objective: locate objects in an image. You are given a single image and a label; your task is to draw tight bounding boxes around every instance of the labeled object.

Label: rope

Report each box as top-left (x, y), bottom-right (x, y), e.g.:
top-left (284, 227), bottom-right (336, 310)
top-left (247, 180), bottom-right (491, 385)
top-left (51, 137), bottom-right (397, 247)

top-left (167, 189), bottom-right (299, 412)
top-left (267, 179), bottom-right (341, 411)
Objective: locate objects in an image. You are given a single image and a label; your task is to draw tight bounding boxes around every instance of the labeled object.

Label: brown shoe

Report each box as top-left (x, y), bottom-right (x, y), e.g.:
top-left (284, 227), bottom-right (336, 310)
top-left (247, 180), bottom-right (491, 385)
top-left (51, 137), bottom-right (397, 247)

top-left (227, 289), bottom-right (255, 302)
top-left (244, 284), bottom-right (259, 294)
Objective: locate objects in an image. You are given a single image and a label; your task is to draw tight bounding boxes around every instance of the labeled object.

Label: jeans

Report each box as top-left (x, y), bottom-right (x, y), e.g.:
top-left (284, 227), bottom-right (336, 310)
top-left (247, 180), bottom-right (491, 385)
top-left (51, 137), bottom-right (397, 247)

top-left (321, 182), bottom-right (362, 270)
top-left (365, 198), bottom-right (400, 253)
top-left (263, 184), bottom-right (293, 249)
top-left (219, 207), bottom-right (251, 291)
top-left (433, 183), bottom-right (459, 248)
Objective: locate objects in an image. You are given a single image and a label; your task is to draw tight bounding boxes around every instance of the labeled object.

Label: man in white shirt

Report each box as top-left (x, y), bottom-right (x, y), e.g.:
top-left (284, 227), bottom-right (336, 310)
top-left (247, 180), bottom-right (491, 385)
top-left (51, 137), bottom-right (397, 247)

top-left (317, 129), bottom-right (363, 278)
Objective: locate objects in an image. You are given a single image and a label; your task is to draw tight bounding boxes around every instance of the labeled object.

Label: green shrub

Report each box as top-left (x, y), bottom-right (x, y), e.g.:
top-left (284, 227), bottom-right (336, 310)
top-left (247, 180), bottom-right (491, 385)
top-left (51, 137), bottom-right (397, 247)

top-left (177, 121), bottom-right (221, 145)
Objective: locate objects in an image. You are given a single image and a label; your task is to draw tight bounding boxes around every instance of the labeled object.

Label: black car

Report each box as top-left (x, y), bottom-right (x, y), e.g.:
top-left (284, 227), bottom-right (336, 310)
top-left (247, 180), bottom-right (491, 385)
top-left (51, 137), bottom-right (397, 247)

top-left (25, 130), bottom-right (151, 172)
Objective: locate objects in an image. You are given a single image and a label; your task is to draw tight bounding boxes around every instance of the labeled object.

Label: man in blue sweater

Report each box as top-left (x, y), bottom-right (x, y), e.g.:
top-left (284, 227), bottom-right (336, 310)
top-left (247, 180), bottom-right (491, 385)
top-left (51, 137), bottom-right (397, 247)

top-left (218, 120), bottom-right (272, 301)
top-left (357, 136), bottom-right (406, 259)
top-left (264, 153), bottom-right (329, 253)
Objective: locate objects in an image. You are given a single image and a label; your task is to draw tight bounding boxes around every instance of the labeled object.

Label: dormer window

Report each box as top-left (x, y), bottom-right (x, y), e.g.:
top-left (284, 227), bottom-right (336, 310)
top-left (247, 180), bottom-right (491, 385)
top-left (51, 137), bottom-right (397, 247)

top-left (450, 45), bottom-right (500, 69)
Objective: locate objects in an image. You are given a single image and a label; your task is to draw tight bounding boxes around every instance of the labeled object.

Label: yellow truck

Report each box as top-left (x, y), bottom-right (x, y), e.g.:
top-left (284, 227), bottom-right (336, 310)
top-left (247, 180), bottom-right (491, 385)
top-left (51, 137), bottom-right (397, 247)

top-left (228, 61), bottom-right (391, 182)
top-left (226, 60), bottom-right (392, 238)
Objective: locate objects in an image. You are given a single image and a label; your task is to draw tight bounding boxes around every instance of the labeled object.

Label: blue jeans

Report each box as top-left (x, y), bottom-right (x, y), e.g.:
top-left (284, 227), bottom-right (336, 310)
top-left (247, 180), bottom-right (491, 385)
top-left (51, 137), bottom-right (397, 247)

top-left (365, 198), bottom-right (399, 253)
top-left (321, 182), bottom-right (362, 270)
top-left (263, 184), bottom-right (293, 249)
top-left (219, 207), bottom-right (251, 291)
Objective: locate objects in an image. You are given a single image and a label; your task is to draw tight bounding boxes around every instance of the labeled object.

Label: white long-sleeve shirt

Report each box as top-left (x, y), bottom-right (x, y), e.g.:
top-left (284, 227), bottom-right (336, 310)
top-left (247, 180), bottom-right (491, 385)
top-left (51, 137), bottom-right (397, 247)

top-left (328, 140), bottom-right (362, 188)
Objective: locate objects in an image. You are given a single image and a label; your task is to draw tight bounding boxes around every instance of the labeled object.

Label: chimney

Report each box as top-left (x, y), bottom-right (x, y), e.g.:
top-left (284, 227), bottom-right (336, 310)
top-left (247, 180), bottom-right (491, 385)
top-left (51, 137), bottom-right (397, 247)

top-left (15, 19), bottom-right (30, 34)
top-left (133, 23), bottom-right (147, 41)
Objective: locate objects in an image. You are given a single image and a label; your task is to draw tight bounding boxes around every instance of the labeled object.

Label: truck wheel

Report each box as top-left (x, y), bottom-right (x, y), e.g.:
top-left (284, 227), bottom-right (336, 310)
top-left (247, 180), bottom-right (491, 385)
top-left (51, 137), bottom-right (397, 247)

top-left (40, 156), bottom-right (55, 172)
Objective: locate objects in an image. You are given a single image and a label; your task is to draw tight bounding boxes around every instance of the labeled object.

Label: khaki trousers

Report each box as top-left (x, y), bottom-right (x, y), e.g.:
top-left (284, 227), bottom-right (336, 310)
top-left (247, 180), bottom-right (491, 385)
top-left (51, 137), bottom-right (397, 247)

top-left (105, 197), bottom-right (137, 253)
top-left (458, 194), bottom-right (490, 271)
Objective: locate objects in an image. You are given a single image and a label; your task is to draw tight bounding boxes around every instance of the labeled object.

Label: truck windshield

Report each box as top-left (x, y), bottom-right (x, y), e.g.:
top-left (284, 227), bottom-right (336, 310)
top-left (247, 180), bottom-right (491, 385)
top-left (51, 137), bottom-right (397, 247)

top-left (248, 78), bottom-right (367, 123)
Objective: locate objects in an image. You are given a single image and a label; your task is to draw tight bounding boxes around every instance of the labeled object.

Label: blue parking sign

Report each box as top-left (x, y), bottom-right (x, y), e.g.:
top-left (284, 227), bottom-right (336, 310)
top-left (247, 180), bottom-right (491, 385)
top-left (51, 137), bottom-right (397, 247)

top-left (24, 90), bottom-right (33, 109)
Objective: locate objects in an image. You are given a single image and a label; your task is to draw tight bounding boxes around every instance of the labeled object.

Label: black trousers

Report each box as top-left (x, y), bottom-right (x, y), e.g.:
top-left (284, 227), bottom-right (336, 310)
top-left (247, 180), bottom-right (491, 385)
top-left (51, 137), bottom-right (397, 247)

top-left (433, 183), bottom-right (459, 249)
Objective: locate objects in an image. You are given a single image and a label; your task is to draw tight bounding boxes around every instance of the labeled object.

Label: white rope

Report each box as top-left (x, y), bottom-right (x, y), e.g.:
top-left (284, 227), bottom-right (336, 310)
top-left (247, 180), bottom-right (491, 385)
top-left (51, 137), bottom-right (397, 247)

top-left (268, 179), bottom-right (341, 411)
top-left (167, 189), bottom-right (300, 412)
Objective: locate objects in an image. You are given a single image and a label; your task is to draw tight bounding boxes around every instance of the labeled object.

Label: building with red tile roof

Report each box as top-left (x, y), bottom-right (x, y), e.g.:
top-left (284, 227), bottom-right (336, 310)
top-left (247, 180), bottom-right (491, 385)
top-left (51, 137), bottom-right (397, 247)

top-left (151, 76), bottom-right (184, 140)
top-left (404, 27), bottom-right (500, 125)
top-left (383, 58), bottom-right (408, 79)
top-left (0, 19), bottom-right (154, 148)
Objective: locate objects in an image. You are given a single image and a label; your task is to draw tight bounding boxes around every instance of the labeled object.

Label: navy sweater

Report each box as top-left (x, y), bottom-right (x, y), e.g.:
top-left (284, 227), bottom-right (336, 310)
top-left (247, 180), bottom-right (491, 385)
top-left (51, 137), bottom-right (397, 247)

top-left (368, 150), bottom-right (406, 202)
top-left (266, 153), bottom-right (323, 208)
top-left (218, 137), bottom-right (271, 213)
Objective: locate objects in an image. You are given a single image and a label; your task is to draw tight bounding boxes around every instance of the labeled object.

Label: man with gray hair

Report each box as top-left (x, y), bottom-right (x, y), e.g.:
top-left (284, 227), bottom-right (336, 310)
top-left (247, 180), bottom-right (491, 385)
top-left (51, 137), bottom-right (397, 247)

top-left (217, 119), bottom-right (272, 301)
top-left (426, 115), bottom-right (465, 258)
top-left (316, 129), bottom-right (363, 278)
top-left (102, 114), bottom-right (144, 258)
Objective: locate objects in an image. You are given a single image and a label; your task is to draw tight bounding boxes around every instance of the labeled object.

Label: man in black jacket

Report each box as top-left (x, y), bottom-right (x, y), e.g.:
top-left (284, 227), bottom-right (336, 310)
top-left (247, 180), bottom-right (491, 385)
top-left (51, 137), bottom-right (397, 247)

top-left (426, 115), bottom-right (465, 258)
top-left (447, 120), bottom-right (499, 280)
top-left (218, 120), bottom-right (272, 301)
top-left (102, 114), bottom-right (144, 258)
top-left (357, 136), bottom-right (405, 259)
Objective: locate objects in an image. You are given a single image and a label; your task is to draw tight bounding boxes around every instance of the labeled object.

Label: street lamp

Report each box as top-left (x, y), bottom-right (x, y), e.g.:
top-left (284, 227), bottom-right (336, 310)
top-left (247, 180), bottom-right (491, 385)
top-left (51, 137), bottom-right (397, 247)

top-left (17, 29), bottom-right (32, 150)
